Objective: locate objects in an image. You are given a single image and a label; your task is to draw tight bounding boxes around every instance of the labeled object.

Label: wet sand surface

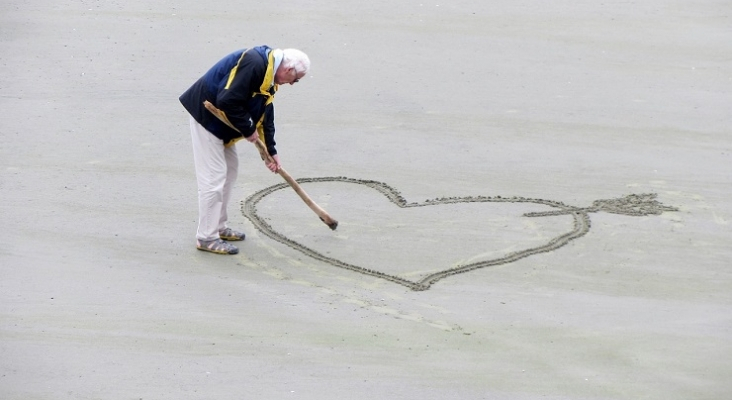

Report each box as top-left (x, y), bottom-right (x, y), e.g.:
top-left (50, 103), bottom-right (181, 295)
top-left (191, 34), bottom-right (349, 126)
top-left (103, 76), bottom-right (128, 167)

top-left (1, 1), bottom-right (731, 399)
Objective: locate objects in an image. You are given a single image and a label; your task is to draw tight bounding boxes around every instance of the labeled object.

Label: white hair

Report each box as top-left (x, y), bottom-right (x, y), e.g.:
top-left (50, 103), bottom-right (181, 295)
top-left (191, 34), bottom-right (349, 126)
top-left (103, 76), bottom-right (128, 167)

top-left (282, 48), bottom-right (310, 75)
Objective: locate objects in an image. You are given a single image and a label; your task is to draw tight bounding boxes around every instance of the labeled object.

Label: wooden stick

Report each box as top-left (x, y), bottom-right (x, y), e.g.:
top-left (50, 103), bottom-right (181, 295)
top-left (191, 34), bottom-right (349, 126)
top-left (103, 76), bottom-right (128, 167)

top-left (252, 139), bottom-right (338, 230)
top-left (203, 100), bottom-right (338, 230)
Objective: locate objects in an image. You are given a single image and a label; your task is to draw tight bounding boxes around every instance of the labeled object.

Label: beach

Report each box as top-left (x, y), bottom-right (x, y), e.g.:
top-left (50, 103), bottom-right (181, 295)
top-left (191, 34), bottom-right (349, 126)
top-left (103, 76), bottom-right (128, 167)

top-left (1, 1), bottom-right (731, 398)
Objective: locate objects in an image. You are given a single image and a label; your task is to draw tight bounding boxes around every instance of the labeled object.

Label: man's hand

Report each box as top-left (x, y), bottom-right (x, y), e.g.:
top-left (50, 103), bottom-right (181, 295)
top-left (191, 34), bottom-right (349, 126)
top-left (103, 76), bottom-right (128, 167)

top-left (266, 154), bottom-right (281, 173)
top-left (245, 133), bottom-right (259, 143)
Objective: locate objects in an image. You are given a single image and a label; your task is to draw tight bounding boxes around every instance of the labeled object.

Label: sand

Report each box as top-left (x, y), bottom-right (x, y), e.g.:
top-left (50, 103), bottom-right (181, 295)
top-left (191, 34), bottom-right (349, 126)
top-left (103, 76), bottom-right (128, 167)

top-left (1, 1), bottom-right (731, 399)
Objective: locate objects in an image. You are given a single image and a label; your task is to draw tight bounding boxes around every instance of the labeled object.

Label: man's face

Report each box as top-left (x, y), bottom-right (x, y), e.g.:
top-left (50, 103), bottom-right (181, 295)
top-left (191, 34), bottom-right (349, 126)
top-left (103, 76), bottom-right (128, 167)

top-left (274, 66), bottom-right (302, 85)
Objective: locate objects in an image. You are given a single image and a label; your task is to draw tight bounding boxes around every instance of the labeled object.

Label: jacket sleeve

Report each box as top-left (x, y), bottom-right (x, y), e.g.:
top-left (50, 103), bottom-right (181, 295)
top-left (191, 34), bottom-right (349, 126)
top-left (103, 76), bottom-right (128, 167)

top-left (262, 103), bottom-right (277, 156)
top-left (215, 54), bottom-right (262, 137)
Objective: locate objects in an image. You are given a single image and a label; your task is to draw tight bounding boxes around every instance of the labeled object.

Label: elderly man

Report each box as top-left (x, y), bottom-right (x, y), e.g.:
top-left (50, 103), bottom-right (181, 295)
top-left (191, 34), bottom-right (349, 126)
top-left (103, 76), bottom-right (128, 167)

top-left (180, 46), bottom-right (310, 255)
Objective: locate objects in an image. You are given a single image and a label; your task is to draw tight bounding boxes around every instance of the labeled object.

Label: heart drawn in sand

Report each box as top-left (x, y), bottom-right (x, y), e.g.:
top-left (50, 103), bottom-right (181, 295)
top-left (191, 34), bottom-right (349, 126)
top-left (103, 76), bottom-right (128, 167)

top-left (242, 177), bottom-right (677, 291)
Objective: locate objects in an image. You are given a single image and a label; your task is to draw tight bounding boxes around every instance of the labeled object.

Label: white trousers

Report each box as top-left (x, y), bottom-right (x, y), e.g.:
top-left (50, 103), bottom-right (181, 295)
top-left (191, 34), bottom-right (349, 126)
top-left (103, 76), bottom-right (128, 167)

top-left (189, 116), bottom-right (238, 241)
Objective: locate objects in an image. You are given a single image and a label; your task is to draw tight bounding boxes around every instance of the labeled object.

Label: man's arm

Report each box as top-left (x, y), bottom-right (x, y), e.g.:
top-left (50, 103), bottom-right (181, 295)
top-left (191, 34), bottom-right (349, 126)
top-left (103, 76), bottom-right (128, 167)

top-left (261, 103), bottom-right (276, 155)
top-left (262, 103), bottom-right (280, 172)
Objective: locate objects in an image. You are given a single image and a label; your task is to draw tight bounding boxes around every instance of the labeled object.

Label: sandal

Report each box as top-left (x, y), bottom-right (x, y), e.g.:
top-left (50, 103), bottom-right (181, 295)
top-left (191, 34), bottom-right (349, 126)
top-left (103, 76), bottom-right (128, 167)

top-left (219, 227), bottom-right (246, 241)
top-left (196, 238), bottom-right (239, 255)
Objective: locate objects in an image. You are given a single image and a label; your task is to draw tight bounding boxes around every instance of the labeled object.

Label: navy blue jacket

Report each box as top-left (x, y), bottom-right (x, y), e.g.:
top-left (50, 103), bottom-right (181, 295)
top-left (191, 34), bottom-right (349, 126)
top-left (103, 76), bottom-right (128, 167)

top-left (180, 46), bottom-right (277, 154)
